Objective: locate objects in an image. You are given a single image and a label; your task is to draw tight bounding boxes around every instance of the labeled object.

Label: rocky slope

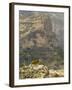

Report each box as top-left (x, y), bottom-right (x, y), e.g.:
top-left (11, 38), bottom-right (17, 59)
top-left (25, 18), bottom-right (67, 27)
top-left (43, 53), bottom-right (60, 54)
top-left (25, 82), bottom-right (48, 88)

top-left (19, 61), bottom-right (64, 79)
top-left (19, 11), bottom-right (64, 71)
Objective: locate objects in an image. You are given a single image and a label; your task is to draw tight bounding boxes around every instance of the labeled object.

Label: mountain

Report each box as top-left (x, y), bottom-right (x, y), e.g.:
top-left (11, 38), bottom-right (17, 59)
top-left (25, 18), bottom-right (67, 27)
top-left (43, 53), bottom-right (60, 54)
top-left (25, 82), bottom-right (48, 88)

top-left (19, 11), bottom-right (64, 70)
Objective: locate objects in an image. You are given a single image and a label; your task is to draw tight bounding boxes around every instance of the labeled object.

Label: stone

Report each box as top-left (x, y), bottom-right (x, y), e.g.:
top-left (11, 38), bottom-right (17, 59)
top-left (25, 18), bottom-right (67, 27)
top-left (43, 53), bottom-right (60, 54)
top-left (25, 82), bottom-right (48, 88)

top-left (19, 63), bottom-right (49, 79)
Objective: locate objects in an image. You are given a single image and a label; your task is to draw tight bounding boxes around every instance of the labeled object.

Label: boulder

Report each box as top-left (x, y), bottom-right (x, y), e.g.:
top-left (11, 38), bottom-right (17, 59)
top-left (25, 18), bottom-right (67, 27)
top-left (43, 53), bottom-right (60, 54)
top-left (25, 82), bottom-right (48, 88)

top-left (19, 64), bottom-right (49, 79)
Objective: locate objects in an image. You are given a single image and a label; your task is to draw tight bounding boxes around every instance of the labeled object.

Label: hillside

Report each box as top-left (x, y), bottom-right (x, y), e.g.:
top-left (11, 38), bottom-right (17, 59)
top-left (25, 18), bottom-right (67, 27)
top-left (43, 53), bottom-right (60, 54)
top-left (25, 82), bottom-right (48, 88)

top-left (19, 10), bottom-right (64, 77)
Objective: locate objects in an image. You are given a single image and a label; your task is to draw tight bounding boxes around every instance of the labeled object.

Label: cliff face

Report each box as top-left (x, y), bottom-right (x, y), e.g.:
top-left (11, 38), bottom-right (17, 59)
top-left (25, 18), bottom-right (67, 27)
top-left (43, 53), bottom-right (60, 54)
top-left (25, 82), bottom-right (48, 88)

top-left (19, 12), bottom-right (54, 48)
top-left (19, 11), bottom-right (64, 70)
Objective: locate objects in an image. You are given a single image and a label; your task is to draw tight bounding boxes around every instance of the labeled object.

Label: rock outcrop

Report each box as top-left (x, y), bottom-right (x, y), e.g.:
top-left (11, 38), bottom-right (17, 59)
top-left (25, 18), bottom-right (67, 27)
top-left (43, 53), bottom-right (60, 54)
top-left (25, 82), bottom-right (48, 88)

top-left (19, 62), bottom-right (64, 79)
top-left (19, 64), bottom-right (49, 79)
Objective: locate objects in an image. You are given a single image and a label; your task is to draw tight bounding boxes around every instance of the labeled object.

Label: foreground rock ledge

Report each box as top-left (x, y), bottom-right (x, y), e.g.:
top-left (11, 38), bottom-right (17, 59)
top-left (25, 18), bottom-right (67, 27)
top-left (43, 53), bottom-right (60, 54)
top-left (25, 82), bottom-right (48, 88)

top-left (19, 64), bottom-right (64, 79)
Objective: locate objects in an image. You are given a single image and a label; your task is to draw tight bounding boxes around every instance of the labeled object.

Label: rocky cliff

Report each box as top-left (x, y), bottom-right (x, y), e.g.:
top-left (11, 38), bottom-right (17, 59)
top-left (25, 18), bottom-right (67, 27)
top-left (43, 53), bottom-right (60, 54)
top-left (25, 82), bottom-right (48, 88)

top-left (19, 11), bottom-right (64, 71)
